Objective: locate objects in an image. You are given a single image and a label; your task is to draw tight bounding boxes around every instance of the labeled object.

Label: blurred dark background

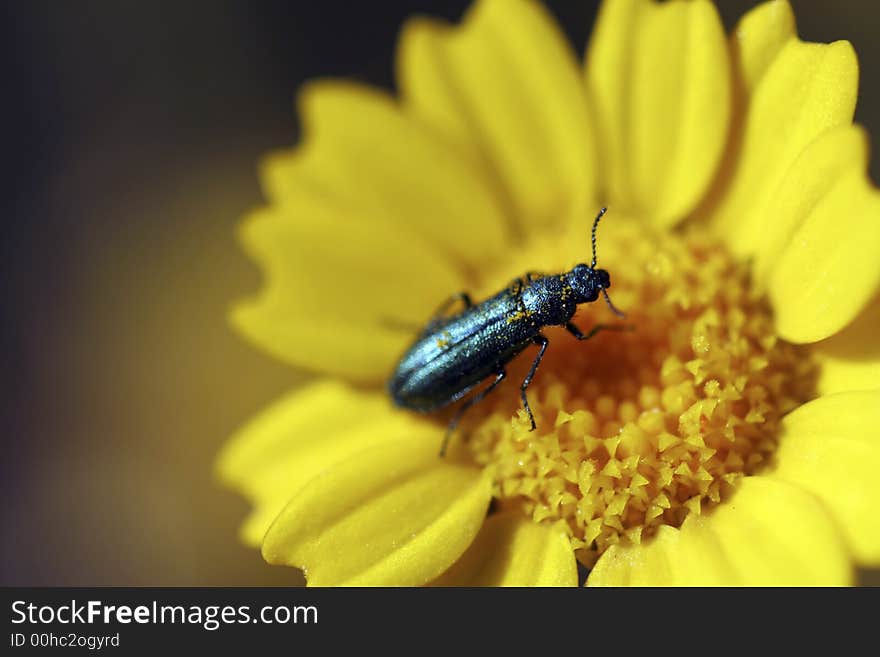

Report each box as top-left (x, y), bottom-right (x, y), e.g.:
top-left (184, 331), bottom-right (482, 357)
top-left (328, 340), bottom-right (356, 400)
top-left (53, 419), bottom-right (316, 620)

top-left (2, 1), bottom-right (878, 585)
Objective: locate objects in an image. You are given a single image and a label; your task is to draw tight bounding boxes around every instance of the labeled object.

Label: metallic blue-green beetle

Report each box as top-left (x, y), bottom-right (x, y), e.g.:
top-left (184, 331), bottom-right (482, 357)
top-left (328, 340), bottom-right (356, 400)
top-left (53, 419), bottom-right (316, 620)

top-left (388, 207), bottom-right (627, 456)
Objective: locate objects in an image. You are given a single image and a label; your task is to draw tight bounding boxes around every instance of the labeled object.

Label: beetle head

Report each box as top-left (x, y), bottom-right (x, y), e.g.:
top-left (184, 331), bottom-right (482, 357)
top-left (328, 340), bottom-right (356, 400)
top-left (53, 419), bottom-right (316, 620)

top-left (567, 263), bottom-right (608, 303)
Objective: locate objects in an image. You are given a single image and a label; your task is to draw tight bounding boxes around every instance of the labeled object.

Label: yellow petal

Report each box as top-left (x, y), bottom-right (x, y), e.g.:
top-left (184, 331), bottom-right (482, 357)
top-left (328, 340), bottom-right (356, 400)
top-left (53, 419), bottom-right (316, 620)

top-left (262, 438), bottom-right (492, 586)
top-left (768, 391), bottom-right (880, 564)
top-left (231, 204), bottom-right (466, 382)
top-left (397, 0), bottom-right (597, 234)
top-left (588, 525), bottom-right (700, 585)
top-left (262, 81), bottom-right (510, 265)
top-left (433, 513), bottom-right (577, 586)
top-left (710, 32), bottom-right (858, 257)
top-left (813, 295), bottom-right (880, 396)
top-left (589, 477), bottom-right (852, 585)
top-left (586, 0), bottom-right (730, 227)
top-left (583, 0), bottom-right (640, 216)
top-left (751, 125), bottom-right (869, 289)
top-left (731, 0), bottom-right (796, 93)
top-left (768, 165), bottom-right (880, 343)
top-left (216, 380), bottom-right (439, 546)
top-left (692, 0), bottom-right (795, 224)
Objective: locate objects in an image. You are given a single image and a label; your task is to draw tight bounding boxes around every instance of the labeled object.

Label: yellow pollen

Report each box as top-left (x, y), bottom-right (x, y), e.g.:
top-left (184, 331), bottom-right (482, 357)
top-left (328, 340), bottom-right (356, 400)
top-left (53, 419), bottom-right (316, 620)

top-left (462, 222), bottom-right (816, 568)
top-left (435, 331), bottom-right (452, 349)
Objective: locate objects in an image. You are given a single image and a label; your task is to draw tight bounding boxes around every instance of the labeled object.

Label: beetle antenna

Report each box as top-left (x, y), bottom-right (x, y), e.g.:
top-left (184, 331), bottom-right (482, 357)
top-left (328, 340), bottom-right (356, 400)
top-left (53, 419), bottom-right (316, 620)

top-left (590, 207), bottom-right (607, 269)
top-left (602, 288), bottom-right (626, 318)
top-left (590, 207), bottom-right (624, 317)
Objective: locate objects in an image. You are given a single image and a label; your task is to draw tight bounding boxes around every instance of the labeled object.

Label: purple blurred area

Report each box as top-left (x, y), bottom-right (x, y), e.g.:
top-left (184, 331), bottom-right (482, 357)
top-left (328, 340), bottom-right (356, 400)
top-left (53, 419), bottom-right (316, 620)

top-left (1, 1), bottom-right (878, 585)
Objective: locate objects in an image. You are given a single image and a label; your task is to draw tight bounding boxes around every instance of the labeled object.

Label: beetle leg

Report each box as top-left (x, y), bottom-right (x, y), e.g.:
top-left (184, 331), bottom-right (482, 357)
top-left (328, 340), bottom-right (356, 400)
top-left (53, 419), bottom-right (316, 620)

top-left (431, 291), bottom-right (473, 322)
top-left (509, 272), bottom-right (542, 295)
top-left (440, 369), bottom-right (507, 457)
top-left (520, 334), bottom-right (549, 432)
top-left (565, 322), bottom-right (634, 341)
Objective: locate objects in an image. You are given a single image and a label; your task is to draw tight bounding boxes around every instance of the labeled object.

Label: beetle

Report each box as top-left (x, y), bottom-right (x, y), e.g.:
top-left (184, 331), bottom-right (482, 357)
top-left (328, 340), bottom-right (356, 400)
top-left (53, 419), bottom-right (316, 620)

top-left (388, 207), bottom-right (628, 456)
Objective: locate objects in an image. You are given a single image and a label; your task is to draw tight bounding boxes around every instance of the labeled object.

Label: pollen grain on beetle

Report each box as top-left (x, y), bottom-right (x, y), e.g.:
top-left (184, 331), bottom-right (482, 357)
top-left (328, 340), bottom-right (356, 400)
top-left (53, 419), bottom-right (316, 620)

top-left (463, 222), bottom-right (817, 567)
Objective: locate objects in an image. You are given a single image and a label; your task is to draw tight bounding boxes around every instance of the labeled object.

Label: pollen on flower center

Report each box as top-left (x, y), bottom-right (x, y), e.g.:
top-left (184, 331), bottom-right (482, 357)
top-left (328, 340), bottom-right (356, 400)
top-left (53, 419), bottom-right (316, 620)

top-left (462, 221), bottom-right (817, 568)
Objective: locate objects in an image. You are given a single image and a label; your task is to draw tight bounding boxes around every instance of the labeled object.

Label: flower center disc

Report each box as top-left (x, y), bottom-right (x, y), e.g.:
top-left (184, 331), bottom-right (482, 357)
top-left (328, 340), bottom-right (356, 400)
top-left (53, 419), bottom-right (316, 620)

top-left (460, 219), bottom-right (816, 567)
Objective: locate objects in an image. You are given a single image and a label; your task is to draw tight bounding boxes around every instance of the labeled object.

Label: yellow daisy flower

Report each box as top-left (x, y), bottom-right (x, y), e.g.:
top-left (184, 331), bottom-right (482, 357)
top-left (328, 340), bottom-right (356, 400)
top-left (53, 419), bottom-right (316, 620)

top-left (217, 0), bottom-right (880, 586)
